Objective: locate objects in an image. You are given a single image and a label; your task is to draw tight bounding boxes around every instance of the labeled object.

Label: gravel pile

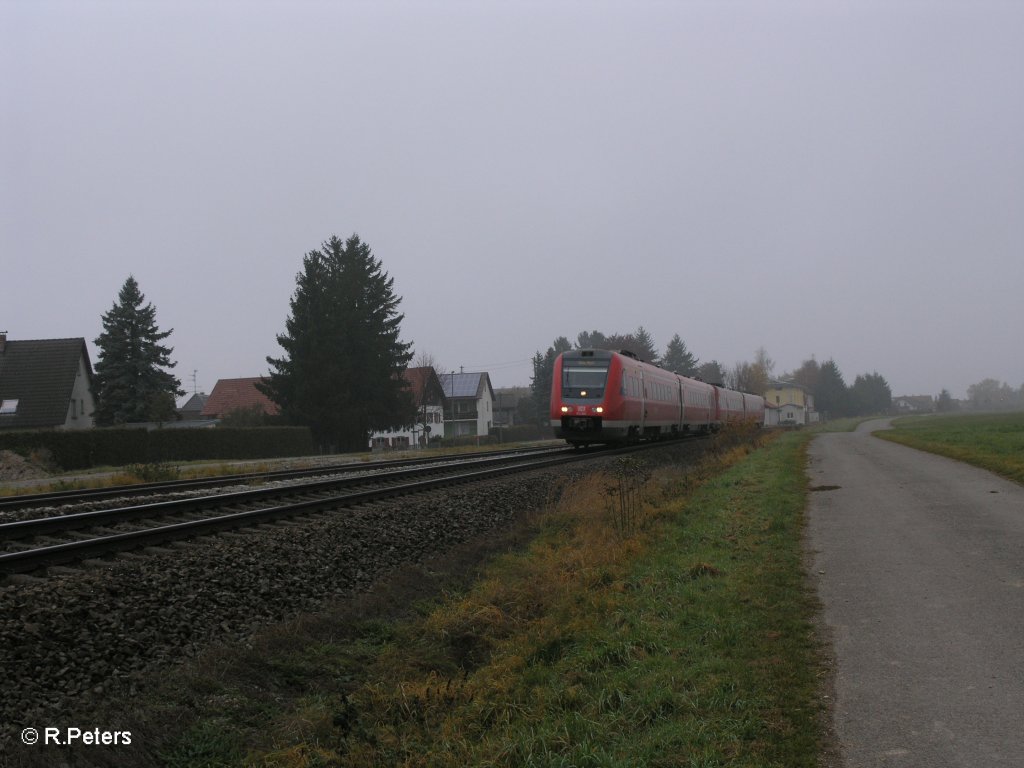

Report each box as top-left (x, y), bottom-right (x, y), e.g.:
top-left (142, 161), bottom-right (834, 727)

top-left (0, 451), bottom-right (51, 483)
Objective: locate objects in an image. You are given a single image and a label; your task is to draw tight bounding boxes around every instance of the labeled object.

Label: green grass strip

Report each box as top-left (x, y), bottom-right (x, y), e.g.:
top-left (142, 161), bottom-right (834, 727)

top-left (440, 433), bottom-right (823, 768)
top-left (877, 412), bottom-right (1024, 485)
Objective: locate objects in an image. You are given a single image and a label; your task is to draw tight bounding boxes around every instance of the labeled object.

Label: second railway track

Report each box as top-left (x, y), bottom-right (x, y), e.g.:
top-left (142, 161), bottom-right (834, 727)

top-left (0, 441), bottom-right (676, 575)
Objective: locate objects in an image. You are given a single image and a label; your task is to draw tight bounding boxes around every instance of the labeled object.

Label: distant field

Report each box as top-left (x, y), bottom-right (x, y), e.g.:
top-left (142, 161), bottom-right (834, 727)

top-left (877, 412), bottom-right (1024, 485)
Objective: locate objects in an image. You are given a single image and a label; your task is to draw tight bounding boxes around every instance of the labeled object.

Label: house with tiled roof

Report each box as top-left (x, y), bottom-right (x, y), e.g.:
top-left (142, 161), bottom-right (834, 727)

top-left (763, 380), bottom-right (818, 426)
top-left (0, 334), bottom-right (96, 430)
top-left (441, 371), bottom-right (494, 438)
top-left (892, 395), bottom-right (935, 414)
top-left (370, 367), bottom-right (447, 450)
top-left (177, 392), bottom-right (210, 421)
top-left (201, 377), bottom-right (280, 419)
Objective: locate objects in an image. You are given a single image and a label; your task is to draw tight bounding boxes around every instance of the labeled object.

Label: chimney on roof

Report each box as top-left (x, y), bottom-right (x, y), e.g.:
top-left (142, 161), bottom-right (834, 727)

top-left (0, 332), bottom-right (6, 354)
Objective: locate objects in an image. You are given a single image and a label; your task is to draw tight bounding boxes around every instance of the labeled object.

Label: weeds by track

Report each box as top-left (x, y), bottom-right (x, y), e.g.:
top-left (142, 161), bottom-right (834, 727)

top-left (145, 426), bottom-right (826, 767)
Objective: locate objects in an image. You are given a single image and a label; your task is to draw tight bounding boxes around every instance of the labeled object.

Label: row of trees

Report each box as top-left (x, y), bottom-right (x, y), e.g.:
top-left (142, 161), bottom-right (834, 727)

top-left (91, 235), bottom-right (1020, 450)
top-left (780, 357), bottom-right (892, 418)
top-left (91, 235), bottom-right (417, 451)
top-left (528, 332), bottom-right (897, 421)
top-left (959, 379), bottom-right (1024, 411)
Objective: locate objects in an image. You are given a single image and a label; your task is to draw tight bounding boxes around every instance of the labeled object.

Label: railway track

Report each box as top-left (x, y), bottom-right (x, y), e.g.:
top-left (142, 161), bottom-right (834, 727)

top-left (0, 441), bottom-right (667, 575)
top-left (0, 444), bottom-right (562, 512)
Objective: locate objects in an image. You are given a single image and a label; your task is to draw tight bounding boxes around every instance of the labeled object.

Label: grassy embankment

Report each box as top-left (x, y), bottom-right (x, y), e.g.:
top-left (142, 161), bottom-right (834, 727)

top-left (150, 428), bottom-right (824, 767)
top-left (877, 411), bottom-right (1024, 485)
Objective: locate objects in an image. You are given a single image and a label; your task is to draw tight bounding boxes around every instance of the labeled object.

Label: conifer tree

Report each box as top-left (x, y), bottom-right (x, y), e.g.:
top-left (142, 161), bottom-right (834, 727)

top-left (662, 334), bottom-right (699, 376)
top-left (93, 275), bottom-right (183, 425)
top-left (260, 234), bottom-right (414, 451)
top-left (632, 326), bottom-right (659, 364)
top-left (696, 360), bottom-right (726, 385)
top-left (815, 359), bottom-right (849, 417)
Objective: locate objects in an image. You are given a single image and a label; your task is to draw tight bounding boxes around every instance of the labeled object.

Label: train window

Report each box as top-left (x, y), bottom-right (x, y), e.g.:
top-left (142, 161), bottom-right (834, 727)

top-left (563, 366), bottom-right (609, 399)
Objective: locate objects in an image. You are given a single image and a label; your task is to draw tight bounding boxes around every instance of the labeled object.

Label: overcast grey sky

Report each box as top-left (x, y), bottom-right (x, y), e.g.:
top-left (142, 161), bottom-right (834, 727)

top-left (3, 0), bottom-right (1022, 400)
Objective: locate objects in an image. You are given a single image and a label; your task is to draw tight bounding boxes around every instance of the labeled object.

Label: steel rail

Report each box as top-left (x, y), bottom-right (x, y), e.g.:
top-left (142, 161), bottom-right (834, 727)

top-left (0, 445), bottom-right (565, 512)
top-left (0, 440), bottom-right (677, 574)
top-left (0, 447), bottom-right (582, 541)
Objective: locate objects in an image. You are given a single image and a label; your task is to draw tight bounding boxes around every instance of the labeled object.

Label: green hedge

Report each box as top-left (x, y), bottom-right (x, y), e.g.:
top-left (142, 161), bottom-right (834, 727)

top-left (0, 427), bottom-right (316, 470)
top-left (490, 424), bottom-right (551, 443)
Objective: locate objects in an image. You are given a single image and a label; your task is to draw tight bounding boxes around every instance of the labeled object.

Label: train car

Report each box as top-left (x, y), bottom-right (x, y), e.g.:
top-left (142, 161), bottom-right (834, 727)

top-left (742, 392), bottom-right (766, 424)
top-left (551, 349), bottom-right (717, 446)
top-left (551, 348), bottom-right (764, 446)
top-left (713, 385), bottom-right (746, 425)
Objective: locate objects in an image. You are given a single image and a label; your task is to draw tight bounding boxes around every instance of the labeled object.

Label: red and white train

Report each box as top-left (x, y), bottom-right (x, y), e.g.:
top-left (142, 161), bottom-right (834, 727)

top-left (550, 348), bottom-right (765, 446)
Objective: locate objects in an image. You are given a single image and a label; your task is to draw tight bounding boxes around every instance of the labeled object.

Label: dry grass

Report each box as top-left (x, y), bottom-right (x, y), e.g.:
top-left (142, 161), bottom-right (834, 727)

top-left (143, 424), bottom-right (824, 768)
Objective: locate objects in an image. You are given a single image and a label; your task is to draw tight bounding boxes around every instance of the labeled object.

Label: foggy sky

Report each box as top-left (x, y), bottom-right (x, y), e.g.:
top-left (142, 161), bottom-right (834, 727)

top-left (3, 0), bottom-right (1022, 401)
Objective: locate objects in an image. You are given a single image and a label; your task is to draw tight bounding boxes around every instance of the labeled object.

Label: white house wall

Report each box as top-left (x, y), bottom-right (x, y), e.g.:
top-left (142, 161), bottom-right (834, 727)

top-left (476, 390), bottom-right (493, 436)
top-left (63, 354), bottom-right (96, 429)
top-left (370, 405), bottom-right (445, 448)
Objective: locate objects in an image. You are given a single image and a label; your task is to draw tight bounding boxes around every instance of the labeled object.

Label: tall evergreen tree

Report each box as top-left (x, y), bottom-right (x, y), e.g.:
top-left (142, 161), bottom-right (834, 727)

top-left (936, 389), bottom-right (958, 412)
top-left (260, 234), bottom-right (414, 451)
top-left (604, 328), bottom-right (657, 362)
top-left (632, 326), bottom-right (659, 364)
top-left (93, 275), bottom-right (183, 425)
top-left (662, 334), bottom-right (699, 375)
top-left (815, 359), bottom-right (849, 417)
top-left (850, 372), bottom-right (892, 415)
top-left (576, 330), bottom-right (608, 350)
top-left (696, 360), bottom-right (726, 385)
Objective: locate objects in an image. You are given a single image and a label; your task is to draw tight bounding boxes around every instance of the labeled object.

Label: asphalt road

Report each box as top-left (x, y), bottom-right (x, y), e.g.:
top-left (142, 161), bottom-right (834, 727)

top-left (807, 419), bottom-right (1024, 767)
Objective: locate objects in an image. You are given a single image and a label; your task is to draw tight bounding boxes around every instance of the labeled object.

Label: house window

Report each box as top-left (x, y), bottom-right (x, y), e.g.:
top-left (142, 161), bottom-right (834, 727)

top-left (0, 399), bottom-right (18, 415)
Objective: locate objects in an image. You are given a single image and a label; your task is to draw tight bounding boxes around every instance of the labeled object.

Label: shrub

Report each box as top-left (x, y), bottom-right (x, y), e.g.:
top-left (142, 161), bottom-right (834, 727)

top-left (0, 427), bottom-right (315, 471)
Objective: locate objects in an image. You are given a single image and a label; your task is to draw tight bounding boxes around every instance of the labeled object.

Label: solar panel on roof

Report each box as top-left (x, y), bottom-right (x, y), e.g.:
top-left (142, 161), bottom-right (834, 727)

top-left (441, 373), bottom-right (481, 398)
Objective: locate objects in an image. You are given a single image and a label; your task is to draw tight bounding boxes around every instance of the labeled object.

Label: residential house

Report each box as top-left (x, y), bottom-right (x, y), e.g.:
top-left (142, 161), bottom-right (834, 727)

top-left (493, 386), bottom-right (529, 428)
top-left (892, 395), bottom-right (935, 414)
top-left (201, 378), bottom-right (281, 420)
top-left (763, 380), bottom-right (818, 426)
top-left (441, 371), bottom-right (495, 438)
top-left (0, 334), bottom-right (96, 430)
top-left (178, 392), bottom-right (210, 421)
top-left (370, 367), bottom-right (447, 450)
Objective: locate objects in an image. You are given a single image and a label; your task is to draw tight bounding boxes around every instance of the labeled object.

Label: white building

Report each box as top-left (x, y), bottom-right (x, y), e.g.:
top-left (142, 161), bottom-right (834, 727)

top-left (370, 367), bottom-right (447, 450)
top-left (441, 371), bottom-right (495, 438)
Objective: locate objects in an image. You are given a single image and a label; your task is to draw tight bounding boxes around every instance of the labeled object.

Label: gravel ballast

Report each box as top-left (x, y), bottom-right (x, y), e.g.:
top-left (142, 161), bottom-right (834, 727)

top-left (0, 442), bottom-right (708, 763)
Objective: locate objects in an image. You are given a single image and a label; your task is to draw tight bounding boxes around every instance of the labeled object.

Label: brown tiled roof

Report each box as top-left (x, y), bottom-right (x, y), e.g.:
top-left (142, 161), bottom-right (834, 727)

top-left (0, 338), bottom-right (92, 430)
top-left (403, 367), bottom-right (445, 407)
top-left (201, 378), bottom-right (280, 418)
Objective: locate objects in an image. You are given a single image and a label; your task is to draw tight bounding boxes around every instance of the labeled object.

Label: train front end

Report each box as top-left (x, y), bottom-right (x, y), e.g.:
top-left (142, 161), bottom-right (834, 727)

top-left (550, 349), bottom-right (618, 445)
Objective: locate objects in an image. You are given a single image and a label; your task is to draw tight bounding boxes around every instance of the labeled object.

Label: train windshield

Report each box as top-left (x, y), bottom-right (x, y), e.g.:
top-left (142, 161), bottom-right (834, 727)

top-left (563, 366), bottom-right (609, 398)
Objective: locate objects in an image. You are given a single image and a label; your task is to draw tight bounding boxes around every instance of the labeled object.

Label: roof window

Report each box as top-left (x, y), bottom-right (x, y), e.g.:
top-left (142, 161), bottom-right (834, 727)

top-left (0, 399), bottom-right (19, 415)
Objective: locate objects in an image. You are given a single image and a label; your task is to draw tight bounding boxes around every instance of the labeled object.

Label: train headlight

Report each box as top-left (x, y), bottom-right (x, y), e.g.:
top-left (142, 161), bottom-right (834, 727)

top-left (580, 390), bottom-right (587, 397)
top-left (561, 406), bottom-right (569, 413)
top-left (595, 406), bottom-right (604, 413)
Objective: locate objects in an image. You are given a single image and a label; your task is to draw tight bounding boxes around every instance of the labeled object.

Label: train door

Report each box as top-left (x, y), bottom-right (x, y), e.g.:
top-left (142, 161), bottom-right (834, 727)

top-left (639, 368), bottom-right (647, 435)
top-left (677, 379), bottom-right (684, 431)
